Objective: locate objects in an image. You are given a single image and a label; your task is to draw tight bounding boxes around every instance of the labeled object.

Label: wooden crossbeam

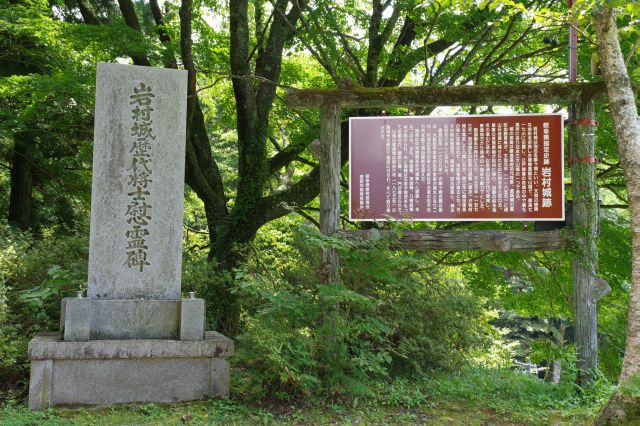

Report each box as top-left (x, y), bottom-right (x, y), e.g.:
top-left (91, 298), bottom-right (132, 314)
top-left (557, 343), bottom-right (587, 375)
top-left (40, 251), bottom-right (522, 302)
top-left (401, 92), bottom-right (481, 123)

top-left (285, 81), bottom-right (607, 109)
top-left (338, 229), bottom-right (568, 251)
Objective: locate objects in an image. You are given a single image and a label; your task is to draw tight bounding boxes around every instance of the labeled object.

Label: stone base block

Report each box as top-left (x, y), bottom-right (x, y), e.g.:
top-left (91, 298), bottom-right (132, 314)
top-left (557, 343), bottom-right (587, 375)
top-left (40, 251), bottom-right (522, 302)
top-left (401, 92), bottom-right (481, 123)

top-left (61, 299), bottom-right (180, 340)
top-left (28, 331), bottom-right (233, 409)
top-left (60, 298), bottom-right (207, 340)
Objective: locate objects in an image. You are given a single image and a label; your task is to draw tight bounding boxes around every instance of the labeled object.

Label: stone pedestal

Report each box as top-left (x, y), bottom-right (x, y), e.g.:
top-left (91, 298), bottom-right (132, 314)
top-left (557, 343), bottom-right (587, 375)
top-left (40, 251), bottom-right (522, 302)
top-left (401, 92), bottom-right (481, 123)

top-left (29, 295), bottom-right (229, 408)
top-left (28, 332), bottom-right (232, 409)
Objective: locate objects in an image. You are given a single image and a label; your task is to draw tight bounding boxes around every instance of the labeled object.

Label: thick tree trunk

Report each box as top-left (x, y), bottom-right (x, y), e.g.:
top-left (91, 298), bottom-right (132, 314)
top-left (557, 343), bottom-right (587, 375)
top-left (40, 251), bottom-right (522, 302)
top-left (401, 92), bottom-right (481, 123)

top-left (184, 100), bottom-right (229, 253)
top-left (215, 0), bottom-right (305, 266)
top-left (594, 6), bottom-right (640, 425)
top-left (8, 133), bottom-right (34, 230)
top-left (76, 0), bottom-right (100, 25)
top-left (218, 0), bottom-right (264, 269)
top-left (570, 97), bottom-right (599, 385)
top-left (178, 0), bottom-right (229, 258)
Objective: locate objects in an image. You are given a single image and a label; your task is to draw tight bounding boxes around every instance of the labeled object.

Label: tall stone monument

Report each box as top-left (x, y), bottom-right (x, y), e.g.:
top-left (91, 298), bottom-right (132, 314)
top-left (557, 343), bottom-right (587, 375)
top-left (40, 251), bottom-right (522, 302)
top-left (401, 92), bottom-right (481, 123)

top-left (28, 63), bottom-right (233, 409)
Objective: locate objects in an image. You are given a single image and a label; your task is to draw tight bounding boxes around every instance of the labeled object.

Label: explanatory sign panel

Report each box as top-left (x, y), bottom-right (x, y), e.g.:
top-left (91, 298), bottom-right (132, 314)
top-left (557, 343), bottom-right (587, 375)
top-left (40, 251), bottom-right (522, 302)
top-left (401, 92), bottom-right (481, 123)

top-left (349, 114), bottom-right (564, 221)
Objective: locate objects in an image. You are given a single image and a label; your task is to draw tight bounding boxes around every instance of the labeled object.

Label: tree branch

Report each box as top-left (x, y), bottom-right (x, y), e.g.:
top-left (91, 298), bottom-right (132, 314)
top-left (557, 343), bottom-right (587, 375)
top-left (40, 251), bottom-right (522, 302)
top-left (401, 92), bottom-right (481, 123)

top-left (597, 161), bottom-right (621, 179)
top-left (256, 0), bottom-right (304, 115)
top-left (625, 32), bottom-right (640, 65)
top-left (296, 208), bottom-right (320, 228)
top-left (116, 0), bottom-right (151, 66)
top-left (365, 0), bottom-right (384, 86)
top-left (256, 121), bottom-right (349, 227)
top-left (150, 0), bottom-right (178, 68)
top-left (446, 25), bottom-right (494, 85)
top-left (76, 0), bottom-right (100, 25)
top-left (270, 0), bottom-right (339, 84)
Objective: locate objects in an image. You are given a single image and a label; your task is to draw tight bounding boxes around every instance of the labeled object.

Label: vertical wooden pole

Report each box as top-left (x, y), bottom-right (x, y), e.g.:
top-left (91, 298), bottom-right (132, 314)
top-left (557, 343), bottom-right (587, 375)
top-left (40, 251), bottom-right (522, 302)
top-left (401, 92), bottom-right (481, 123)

top-left (319, 101), bottom-right (341, 281)
top-left (570, 96), bottom-right (599, 385)
top-left (318, 101), bottom-right (341, 367)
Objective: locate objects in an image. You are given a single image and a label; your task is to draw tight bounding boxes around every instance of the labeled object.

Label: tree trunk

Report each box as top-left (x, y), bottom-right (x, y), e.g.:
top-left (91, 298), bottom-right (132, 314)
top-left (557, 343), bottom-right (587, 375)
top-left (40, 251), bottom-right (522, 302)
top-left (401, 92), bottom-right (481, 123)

top-left (218, 0), bottom-right (265, 269)
top-left (548, 359), bottom-right (562, 384)
top-left (546, 320), bottom-right (567, 384)
top-left (594, 6), bottom-right (640, 425)
top-left (8, 133), bottom-right (34, 230)
top-left (570, 96), bottom-right (599, 386)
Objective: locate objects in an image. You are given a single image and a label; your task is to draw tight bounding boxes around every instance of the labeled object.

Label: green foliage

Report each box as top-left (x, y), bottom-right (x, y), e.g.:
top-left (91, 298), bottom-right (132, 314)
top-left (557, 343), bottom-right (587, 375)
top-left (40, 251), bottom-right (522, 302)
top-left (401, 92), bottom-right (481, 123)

top-left (372, 378), bottom-right (428, 408)
top-left (182, 255), bottom-right (236, 333)
top-left (233, 268), bottom-right (392, 396)
top-left (0, 367), bottom-right (612, 424)
top-left (17, 265), bottom-right (80, 323)
top-left (460, 210), bottom-right (632, 382)
top-left (5, 232), bottom-right (88, 332)
top-left (0, 225), bottom-right (88, 390)
top-left (420, 367), bottom-right (614, 417)
top-left (464, 249), bottom-right (573, 368)
top-left (0, 225), bottom-right (30, 372)
top-left (233, 219), bottom-right (496, 397)
top-left (380, 280), bottom-right (495, 373)
top-left (597, 214), bottom-right (631, 380)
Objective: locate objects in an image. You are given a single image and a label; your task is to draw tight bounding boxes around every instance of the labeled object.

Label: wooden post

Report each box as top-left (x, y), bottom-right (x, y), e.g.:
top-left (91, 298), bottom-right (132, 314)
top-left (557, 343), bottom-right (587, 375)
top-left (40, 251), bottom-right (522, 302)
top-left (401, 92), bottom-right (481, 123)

top-left (338, 229), bottom-right (568, 251)
top-left (318, 101), bottom-right (341, 367)
top-left (285, 82), bottom-right (608, 109)
top-left (319, 101), bottom-right (341, 281)
top-left (570, 96), bottom-right (599, 385)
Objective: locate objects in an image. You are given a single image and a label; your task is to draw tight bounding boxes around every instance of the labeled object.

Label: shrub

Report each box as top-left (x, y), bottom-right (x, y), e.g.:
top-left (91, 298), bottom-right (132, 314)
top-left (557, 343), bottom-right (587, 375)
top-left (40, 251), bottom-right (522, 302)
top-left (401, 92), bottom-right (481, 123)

top-left (0, 225), bottom-right (30, 373)
top-left (5, 232), bottom-right (88, 334)
top-left (0, 224), bottom-right (88, 397)
top-left (182, 256), bottom-right (236, 332)
top-left (233, 269), bottom-right (393, 397)
top-left (233, 220), bottom-right (496, 397)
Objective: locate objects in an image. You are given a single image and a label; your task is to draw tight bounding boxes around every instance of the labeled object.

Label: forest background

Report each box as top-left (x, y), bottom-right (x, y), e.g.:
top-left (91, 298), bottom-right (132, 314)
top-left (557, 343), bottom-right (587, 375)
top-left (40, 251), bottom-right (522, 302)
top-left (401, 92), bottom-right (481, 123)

top-left (1, 0), bottom-right (639, 424)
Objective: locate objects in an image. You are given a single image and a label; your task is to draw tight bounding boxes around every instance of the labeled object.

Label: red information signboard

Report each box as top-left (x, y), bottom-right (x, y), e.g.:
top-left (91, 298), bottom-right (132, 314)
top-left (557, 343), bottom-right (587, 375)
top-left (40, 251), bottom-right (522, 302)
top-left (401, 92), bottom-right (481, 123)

top-left (349, 114), bottom-right (564, 221)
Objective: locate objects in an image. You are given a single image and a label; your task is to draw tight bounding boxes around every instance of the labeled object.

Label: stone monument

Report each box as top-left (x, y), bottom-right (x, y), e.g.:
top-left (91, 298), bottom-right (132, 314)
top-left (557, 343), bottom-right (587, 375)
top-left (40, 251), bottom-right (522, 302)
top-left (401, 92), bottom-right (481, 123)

top-left (28, 63), bottom-right (233, 409)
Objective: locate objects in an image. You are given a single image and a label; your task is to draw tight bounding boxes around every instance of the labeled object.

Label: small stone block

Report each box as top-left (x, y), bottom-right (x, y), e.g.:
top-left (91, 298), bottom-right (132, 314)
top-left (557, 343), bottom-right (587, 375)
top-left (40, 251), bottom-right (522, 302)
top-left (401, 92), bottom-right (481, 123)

top-left (180, 298), bottom-right (205, 341)
top-left (63, 298), bottom-right (90, 341)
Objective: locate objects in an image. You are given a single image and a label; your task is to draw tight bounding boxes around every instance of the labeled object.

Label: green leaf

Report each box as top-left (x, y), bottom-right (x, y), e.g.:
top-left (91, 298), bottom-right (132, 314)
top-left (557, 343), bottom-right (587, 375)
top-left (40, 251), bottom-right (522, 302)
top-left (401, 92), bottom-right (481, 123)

top-left (606, 0), bottom-right (628, 7)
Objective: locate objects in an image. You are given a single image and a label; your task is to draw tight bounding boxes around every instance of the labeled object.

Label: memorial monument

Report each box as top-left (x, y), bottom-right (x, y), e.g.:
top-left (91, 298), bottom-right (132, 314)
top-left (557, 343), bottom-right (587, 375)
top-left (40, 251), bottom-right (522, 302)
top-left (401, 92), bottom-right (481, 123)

top-left (27, 63), bottom-right (233, 409)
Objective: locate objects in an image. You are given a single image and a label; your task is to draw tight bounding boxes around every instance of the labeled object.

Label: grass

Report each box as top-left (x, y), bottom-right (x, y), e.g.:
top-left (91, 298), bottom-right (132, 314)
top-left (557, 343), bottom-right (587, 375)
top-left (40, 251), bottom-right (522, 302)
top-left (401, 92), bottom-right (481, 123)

top-left (0, 368), bottom-right (612, 425)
